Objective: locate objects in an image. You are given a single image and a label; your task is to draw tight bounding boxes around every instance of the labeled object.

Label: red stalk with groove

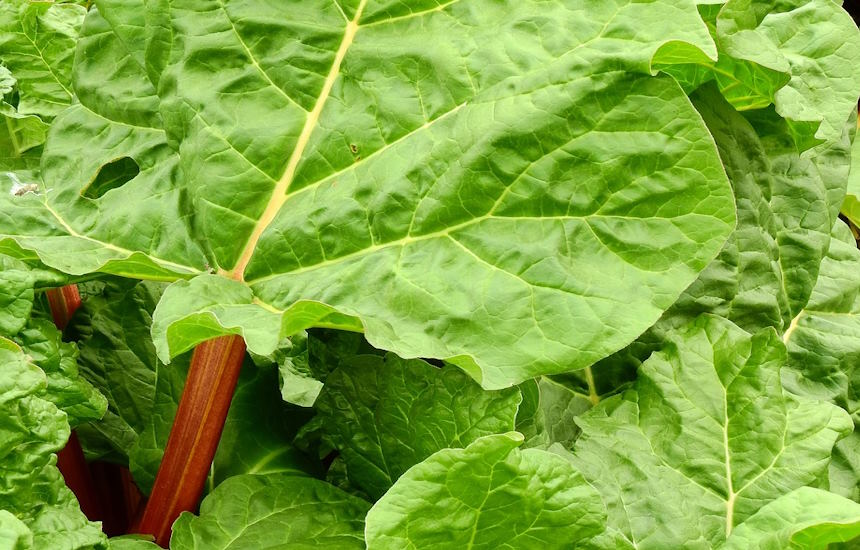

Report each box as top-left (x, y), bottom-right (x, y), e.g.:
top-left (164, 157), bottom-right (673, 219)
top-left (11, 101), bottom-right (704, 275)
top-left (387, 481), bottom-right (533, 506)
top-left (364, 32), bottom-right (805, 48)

top-left (133, 335), bottom-right (246, 546)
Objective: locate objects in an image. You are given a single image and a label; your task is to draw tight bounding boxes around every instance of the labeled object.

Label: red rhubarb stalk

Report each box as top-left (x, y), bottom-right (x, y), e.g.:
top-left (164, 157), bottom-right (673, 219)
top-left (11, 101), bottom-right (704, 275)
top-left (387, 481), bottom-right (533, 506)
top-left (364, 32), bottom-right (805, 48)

top-left (133, 335), bottom-right (246, 546)
top-left (47, 285), bottom-right (104, 521)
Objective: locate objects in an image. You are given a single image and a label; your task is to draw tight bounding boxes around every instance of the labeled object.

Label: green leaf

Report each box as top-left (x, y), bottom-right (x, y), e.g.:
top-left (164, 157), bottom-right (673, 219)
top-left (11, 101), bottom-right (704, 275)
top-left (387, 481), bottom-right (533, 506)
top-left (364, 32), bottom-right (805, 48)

top-left (716, 0), bottom-right (860, 144)
top-left (0, 338), bottom-right (107, 550)
top-left (830, 432), bottom-right (860, 502)
top-left (783, 221), bottom-right (860, 414)
top-left (69, 280), bottom-right (163, 462)
top-left (315, 353), bottom-right (521, 499)
top-left (660, 84), bottom-right (853, 335)
top-left (570, 316), bottom-right (852, 548)
top-left (723, 487), bottom-right (860, 549)
top-left (0, 1), bottom-right (84, 119)
top-left (516, 377), bottom-right (594, 449)
top-left (779, 221), bottom-right (860, 500)
top-left (364, 432), bottom-right (605, 549)
top-left (14, 317), bottom-right (107, 427)
top-left (0, 510), bottom-right (31, 550)
top-left (170, 473), bottom-right (370, 550)
top-left (0, 254), bottom-right (64, 336)
top-left (107, 536), bottom-right (160, 550)
top-left (843, 131), bottom-right (860, 228)
top-left (3, 0), bottom-right (736, 389)
top-left (0, 1), bottom-right (207, 281)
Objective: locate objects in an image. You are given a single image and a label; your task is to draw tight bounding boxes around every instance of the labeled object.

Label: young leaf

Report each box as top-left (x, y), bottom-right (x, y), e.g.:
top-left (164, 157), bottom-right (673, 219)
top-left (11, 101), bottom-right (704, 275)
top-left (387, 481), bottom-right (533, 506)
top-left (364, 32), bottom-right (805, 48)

top-left (364, 432), bottom-right (605, 549)
top-left (169, 474), bottom-right (370, 549)
top-left (315, 353), bottom-right (521, 499)
top-left (570, 316), bottom-right (852, 549)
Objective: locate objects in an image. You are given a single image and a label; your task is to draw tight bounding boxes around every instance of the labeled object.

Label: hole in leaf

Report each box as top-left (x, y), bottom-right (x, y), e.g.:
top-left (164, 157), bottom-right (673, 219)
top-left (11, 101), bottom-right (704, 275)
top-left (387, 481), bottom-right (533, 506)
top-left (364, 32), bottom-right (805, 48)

top-left (82, 157), bottom-right (140, 199)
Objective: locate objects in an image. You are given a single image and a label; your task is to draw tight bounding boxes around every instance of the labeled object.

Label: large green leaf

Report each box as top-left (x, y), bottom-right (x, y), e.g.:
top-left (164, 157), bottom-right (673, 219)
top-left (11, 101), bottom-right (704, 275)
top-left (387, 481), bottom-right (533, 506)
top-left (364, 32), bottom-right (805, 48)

top-left (722, 487), bottom-right (860, 549)
top-left (779, 220), bottom-right (860, 501)
top-left (364, 432), bottom-right (605, 549)
top-left (570, 316), bottom-right (851, 549)
top-left (1, 0), bottom-right (737, 388)
top-left (0, 338), bottom-right (107, 550)
top-left (315, 353), bottom-right (520, 499)
top-left (170, 473), bottom-right (370, 550)
top-left (782, 221), bottom-right (860, 416)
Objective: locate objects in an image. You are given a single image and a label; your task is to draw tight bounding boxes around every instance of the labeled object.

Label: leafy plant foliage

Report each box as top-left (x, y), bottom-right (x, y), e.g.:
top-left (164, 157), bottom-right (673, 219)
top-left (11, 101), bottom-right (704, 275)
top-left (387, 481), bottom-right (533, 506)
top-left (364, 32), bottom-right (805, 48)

top-left (0, 0), bottom-right (858, 548)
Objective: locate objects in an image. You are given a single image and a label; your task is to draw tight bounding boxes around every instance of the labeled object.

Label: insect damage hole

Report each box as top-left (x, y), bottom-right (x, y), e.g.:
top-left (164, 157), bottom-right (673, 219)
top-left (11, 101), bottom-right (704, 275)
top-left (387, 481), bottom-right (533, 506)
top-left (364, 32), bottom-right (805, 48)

top-left (81, 156), bottom-right (140, 199)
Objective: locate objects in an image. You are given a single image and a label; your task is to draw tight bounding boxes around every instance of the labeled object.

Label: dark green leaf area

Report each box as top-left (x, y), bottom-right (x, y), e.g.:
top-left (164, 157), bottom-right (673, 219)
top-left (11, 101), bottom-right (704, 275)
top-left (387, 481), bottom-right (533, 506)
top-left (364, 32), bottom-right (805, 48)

top-left (316, 353), bottom-right (521, 500)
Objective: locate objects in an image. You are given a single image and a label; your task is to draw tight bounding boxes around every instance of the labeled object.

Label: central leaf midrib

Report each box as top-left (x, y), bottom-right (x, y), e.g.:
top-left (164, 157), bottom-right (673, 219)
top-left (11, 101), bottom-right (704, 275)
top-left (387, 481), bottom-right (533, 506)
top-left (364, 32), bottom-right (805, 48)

top-left (227, 0), bottom-right (369, 280)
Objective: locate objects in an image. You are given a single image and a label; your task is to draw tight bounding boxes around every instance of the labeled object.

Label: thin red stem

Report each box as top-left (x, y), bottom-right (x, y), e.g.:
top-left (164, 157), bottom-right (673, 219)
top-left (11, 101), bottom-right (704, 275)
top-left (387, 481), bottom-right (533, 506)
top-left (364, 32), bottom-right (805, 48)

top-left (133, 335), bottom-right (246, 546)
top-left (56, 432), bottom-right (103, 520)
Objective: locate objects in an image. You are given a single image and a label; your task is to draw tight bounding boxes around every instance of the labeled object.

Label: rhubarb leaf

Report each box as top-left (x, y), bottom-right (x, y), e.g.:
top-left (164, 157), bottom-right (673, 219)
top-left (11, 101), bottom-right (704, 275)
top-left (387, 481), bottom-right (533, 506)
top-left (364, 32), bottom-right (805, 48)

top-left (0, 338), bottom-right (107, 550)
top-left (170, 474), bottom-right (370, 550)
top-left (14, 317), bottom-right (107, 427)
top-left (782, 221), bottom-right (860, 415)
top-left (844, 133), bottom-right (860, 228)
top-left (716, 0), bottom-right (860, 144)
top-left (570, 316), bottom-right (852, 549)
top-left (4, 0), bottom-right (738, 389)
top-left (659, 85), bottom-right (853, 335)
top-left (516, 377), bottom-right (594, 450)
top-left (0, 1), bottom-right (84, 119)
top-left (364, 432), bottom-right (605, 549)
top-left (0, 0), bottom-right (207, 280)
top-left (315, 353), bottom-right (520, 499)
top-left (722, 487), bottom-right (860, 549)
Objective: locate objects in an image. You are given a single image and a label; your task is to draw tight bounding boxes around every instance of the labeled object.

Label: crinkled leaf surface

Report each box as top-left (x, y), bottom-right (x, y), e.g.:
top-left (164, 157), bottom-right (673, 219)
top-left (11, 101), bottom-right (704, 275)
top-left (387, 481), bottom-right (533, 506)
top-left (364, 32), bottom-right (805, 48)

top-left (660, 85), bottom-right (853, 335)
top-left (570, 316), bottom-right (852, 549)
top-left (0, 0), bottom-right (207, 281)
top-left (0, 339), bottom-right (106, 550)
top-left (0, 1), bottom-right (84, 119)
top-left (170, 473), bottom-right (370, 550)
top-left (782, 221), bottom-right (860, 416)
top-left (723, 487), bottom-right (860, 549)
top-left (14, 317), bottom-right (106, 427)
top-left (844, 130), bottom-right (860, 228)
top-left (780, 221), bottom-right (860, 501)
top-left (716, 0), bottom-right (860, 144)
top-left (0, 253), bottom-right (64, 336)
top-left (516, 377), bottom-right (593, 449)
top-left (2, 0), bottom-right (737, 388)
top-left (364, 432), bottom-right (605, 549)
top-left (315, 353), bottom-right (520, 499)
